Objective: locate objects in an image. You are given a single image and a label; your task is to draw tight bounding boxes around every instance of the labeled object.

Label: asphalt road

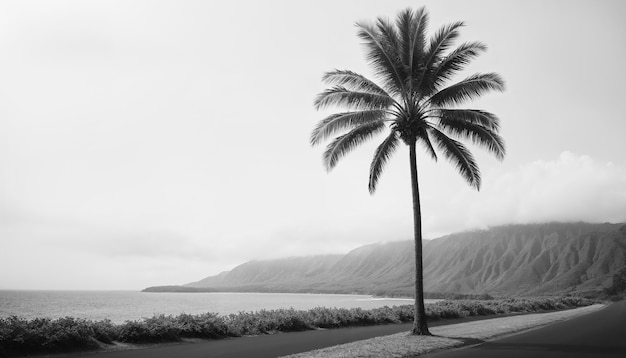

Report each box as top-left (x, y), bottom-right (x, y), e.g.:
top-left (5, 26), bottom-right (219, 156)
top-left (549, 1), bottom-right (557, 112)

top-left (61, 322), bottom-right (414, 358)
top-left (424, 300), bottom-right (626, 358)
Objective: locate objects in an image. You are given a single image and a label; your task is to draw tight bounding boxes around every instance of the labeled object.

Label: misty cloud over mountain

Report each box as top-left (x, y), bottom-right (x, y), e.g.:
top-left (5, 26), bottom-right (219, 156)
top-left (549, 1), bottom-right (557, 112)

top-left (171, 222), bottom-right (626, 297)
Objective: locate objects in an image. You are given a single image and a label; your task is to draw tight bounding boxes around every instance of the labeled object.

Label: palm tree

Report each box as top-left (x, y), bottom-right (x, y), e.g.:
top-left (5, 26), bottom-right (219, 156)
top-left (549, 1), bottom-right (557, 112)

top-left (311, 7), bottom-right (505, 335)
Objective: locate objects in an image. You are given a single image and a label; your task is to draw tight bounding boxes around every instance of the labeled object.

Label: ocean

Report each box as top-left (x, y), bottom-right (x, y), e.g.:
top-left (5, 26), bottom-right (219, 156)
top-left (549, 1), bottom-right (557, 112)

top-left (0, 290), bottom-right (435, 324)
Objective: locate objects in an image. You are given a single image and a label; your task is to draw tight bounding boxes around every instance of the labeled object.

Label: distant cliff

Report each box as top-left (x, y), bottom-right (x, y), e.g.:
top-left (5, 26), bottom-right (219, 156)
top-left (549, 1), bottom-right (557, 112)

top-left (422, 222), bottom-right (626, 296)
top-left (153, 222), bottom-right (626, 297)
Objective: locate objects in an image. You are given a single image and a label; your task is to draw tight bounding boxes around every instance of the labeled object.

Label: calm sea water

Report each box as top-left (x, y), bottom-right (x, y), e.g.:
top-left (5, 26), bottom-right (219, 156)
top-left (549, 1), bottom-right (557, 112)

top-left (0, 291), bottom-right (435, 324)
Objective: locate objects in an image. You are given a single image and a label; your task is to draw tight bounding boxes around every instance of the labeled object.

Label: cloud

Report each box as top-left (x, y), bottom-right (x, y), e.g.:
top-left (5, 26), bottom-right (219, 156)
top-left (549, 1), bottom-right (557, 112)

top-left (427, 151), bottom-right (626, 235)
top-left (0, 217), bottom-right (236, 289)
top-left (0, 213), bottom-right (214, 261)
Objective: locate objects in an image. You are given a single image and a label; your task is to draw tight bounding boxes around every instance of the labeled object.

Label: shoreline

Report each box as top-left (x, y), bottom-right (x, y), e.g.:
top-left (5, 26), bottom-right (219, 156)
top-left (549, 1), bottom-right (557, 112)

top-left (0, 291), bottom-right (439, 324)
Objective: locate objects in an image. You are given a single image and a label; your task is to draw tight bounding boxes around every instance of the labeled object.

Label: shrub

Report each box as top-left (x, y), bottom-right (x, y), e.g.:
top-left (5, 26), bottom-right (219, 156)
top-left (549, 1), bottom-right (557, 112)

top-left (177, 313), bottom-right (229, 339)
top-left (0, 316), bottom-right (100, 356)
top-left (117, 315), bottom-right (181, 343)
top-left (0, 295), bottom-right (594, 356)
top-left (91, 319), bottom-right (117, 344)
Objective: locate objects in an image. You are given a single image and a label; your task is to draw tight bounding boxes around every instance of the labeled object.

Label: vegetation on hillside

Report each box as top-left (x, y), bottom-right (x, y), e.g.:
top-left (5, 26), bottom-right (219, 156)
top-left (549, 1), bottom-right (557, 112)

top-left (178, 223), bottom-right (626, 298)
top-left (0, 297), bottom-right (593, 356)
top-left (602, 267), bottom-right (626, 301)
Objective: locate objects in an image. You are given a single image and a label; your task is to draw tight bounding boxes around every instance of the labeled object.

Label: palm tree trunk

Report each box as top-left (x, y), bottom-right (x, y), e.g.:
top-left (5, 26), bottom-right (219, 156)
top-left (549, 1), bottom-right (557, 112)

top-left (409, 141), bottom-right (431, 335)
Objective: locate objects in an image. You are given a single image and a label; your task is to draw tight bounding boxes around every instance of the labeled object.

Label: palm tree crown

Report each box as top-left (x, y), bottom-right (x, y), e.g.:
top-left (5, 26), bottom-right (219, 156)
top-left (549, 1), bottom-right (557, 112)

top-left (312, 7), bottom-right (505, 192)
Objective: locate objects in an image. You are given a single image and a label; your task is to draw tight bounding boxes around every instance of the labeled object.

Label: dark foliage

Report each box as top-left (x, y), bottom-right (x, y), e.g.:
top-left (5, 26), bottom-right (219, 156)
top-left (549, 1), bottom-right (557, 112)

top-left (0, 297), bottom-right (594, 356)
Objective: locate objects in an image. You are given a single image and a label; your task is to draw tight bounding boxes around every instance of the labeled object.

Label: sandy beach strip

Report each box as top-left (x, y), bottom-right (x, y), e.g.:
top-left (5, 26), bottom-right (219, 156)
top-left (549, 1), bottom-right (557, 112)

top-left (282, 304), bottom-right (606, 358)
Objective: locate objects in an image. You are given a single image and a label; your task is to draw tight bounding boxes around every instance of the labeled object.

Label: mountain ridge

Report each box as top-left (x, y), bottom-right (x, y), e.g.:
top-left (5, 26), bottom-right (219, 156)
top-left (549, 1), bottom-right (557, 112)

top-left (149, 222), bottom-right (626, 297)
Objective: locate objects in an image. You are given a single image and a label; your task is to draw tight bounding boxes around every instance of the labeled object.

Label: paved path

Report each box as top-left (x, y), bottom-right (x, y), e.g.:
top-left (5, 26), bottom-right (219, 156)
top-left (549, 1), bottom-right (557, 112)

top-left (424, 300), bottom-right (626, 358)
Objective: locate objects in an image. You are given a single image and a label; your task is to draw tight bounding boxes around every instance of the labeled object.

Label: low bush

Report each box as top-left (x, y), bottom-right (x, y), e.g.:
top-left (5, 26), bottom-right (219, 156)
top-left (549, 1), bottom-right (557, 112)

top-left (178, 313), bottom-right (229, 339)
top-left (0, 296), bottom-right (595, 356)
top-left (91, 319), bottom-right (116, 344)
top-left (0, 316), bottom-right (100, 356)
top-left (117, 315), bottom-right (181, 343)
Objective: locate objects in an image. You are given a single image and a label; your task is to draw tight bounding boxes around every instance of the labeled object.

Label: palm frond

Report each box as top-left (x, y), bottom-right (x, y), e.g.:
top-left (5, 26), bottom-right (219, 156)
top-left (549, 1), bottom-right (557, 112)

top-left (435, 116), bottom-right (505, 160)
top-left (397, 9), bottom-right (415, 72)
top-left (311, 110), bottom-right (388, 146)
top-left (428, 73), bottom-right (505, 107)
top-left (369, 131), bottom-right (400, 193)
top-left (433, 109), bottom-right (500, 131)
top-left (416, 21), bottom-right (464, 92)
top-left (356, 22), bottom-right (406, 96)
top-left (396, 7), bottom-right (428, 81)
top-left (322, 70), bottom-right (390, 96)
top-left (376, 17), bottom-right (401, 58)
top-left (376, 17), bottom-right (412, 92)
top-left (423, 21), bottom-right (464, 68)
top-left (426, 42), bottom-right (487, 93)
top-left (323, 121), bottom-right (386, 171)
top-left (314, 86), bottom-right (394, 110)
top-left (429, 128), bottom-right (481, 189)
top-left (416, 128), bottom-right (438, 162)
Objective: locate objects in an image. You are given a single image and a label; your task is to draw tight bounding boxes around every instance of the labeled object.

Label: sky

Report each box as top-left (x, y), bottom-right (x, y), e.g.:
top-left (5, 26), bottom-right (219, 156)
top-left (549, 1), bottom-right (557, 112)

top-left (1, 0), bottom-right (625, 290)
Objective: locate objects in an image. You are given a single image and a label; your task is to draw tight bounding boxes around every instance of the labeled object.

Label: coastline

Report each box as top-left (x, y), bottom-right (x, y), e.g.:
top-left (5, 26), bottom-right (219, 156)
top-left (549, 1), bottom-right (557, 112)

top-left (1, 291), bottom-right (425, 324)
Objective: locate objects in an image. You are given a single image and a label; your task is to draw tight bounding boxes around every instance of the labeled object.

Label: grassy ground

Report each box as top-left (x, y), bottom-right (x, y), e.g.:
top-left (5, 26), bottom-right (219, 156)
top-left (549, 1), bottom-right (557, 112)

top-left (0, 296), bottom-right (595, 357)
top-left (281, 304), bottom-right (605, 358)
